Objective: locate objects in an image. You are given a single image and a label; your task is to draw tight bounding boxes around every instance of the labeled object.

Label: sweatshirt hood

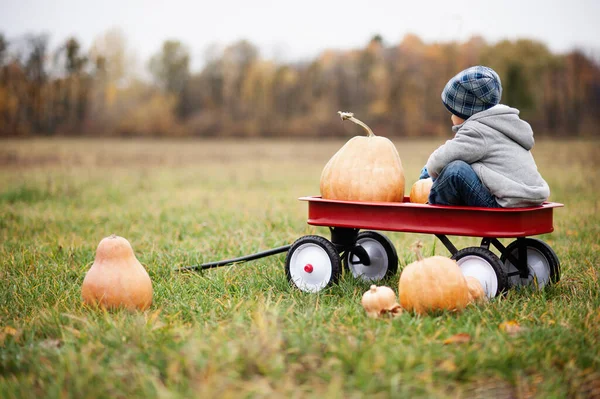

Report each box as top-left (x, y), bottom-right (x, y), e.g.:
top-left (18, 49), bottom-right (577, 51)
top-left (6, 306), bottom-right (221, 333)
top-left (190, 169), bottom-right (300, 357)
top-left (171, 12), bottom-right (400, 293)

top-left (456, 104), bottom-right (535, 150)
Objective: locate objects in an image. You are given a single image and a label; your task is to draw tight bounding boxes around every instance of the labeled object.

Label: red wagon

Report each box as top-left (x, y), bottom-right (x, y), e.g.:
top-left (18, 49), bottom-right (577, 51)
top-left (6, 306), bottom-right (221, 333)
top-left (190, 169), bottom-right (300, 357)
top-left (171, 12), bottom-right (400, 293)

top-left (182, 196), bottom-right (563, 299)
top-left (284, 197), bottom-right (563, 297)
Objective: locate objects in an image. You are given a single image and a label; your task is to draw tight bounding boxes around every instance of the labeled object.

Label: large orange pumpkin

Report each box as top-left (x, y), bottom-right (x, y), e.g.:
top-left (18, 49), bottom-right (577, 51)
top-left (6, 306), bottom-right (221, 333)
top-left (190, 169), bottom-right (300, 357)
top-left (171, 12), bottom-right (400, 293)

top-left (398, 242), bottom-right (470, 314)
top-left (320, 112), bottom-right (405, 202)
top-left (82, 235), bottom-right (153, 310)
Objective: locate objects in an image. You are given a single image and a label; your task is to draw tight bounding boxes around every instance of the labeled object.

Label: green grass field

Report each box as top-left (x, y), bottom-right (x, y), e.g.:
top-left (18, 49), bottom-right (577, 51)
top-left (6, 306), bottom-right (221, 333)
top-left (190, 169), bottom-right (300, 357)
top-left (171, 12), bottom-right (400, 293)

top-left (1, 138), bottom-right (599, 398)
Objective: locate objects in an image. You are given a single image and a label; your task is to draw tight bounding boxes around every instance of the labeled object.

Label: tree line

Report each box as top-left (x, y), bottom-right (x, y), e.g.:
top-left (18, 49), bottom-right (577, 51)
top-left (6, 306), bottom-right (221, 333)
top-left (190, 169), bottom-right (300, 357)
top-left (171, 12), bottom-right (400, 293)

top-left (1, 30), bottom-right (599, 138)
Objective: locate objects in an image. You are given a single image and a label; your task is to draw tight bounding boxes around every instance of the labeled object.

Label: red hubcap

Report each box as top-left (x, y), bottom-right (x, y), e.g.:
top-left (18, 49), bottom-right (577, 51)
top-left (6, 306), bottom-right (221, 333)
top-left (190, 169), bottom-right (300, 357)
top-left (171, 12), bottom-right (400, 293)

top-left (304, 264), bottom-right (314, 273)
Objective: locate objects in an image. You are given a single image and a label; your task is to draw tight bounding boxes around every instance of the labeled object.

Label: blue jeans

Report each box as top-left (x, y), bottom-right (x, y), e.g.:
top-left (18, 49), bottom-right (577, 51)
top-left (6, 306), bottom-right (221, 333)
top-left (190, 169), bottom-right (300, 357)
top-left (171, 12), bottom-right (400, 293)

top-left (425, 161), bottom-right (500, 207)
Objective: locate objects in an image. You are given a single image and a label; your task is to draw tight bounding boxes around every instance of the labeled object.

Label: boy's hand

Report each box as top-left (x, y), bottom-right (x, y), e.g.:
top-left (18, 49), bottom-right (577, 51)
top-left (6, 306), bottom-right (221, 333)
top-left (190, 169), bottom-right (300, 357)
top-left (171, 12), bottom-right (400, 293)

top-left (419, 166), bottom-right (430, 180)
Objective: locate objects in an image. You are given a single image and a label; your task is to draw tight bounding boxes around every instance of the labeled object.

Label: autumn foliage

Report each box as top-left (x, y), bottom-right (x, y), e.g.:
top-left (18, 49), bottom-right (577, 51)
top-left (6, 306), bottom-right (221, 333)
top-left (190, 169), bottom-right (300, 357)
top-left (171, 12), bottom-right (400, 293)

top-left (1, 31), bottom-right (599, 137)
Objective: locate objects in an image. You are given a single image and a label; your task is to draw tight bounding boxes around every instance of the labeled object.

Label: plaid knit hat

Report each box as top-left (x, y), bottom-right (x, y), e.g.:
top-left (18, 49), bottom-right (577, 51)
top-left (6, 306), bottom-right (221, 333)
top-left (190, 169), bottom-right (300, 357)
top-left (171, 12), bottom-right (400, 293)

top-left (441, 66), bottom-right (502, 120)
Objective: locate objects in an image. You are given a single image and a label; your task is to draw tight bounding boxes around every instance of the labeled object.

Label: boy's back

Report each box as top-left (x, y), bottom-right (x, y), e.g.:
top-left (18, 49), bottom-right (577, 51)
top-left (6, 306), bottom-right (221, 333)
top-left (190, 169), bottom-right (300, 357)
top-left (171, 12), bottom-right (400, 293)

top-left (423, 65), bottom-right (550, 208)
top-left (426, 104), bottom-right (550, 207)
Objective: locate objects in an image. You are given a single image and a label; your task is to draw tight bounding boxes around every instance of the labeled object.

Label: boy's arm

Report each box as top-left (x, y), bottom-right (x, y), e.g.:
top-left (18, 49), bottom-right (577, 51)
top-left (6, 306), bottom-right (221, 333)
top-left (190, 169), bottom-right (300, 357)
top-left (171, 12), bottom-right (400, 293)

top-left (425, 127), bottom-right (486, 178)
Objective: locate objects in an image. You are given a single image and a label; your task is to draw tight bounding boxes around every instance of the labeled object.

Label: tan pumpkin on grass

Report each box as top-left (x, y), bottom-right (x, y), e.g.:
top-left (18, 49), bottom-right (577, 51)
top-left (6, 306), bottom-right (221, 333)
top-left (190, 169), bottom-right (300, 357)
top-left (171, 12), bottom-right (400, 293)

top-left (82, 235), bottom-right (153, 310)
top-left (361, 285), bottom-right (402, 318)
top-left (465, 276), bottom-right (487, 303)
top-left (398, 242), bottom-right (470, 314)
top-left (409, 178), bottom-right (433, 204)
top-left (320, 112), bottom-right (405, 202)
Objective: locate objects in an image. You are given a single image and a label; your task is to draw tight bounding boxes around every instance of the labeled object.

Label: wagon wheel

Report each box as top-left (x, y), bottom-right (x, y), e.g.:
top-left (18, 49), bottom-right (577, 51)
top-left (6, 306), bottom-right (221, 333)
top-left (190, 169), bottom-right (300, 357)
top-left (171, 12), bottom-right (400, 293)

top-left (285, 235), bottom-right (341, 293)
top-left (500, 238), bottom-right (560, 289)
top-left (344, 231), bottom-right (398, 281)
top-left (451, 247), bottom-right (508, 298)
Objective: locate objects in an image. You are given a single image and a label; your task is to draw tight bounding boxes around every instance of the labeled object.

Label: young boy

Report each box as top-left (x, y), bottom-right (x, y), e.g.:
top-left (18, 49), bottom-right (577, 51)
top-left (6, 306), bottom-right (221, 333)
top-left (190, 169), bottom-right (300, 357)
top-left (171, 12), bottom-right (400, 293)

top-left (420, 65), bottom-right (550, 207)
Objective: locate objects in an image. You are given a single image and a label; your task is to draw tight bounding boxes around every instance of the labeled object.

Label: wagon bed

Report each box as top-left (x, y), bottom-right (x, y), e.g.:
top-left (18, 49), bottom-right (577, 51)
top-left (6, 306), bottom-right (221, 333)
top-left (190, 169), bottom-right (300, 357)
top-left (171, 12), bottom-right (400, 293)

top-left (301, 196), bottom-right (563, 238)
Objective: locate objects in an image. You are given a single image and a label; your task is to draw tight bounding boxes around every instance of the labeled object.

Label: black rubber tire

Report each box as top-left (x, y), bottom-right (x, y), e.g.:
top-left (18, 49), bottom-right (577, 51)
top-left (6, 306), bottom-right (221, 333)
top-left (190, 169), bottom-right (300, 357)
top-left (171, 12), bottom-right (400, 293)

top-left (452, 246), bottom-right (508, 297)
top-left (285, 235), bottom-right (341, 292)
top-left (343, 231), bottom-right (398, 281)
top-left (500, 238), bottom-right (560, 288)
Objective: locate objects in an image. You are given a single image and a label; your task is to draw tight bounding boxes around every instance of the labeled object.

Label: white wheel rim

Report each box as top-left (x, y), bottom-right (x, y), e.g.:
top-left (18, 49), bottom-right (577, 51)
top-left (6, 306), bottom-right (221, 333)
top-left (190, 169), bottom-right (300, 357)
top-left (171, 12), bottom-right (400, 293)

top-left (505, 247), bottom-right (551, 289)
top-left (457, 255), bottom-right (498, 299)
top-left (289, 243), bottom-right (333, 293)
top-left (348, 237), bottom-right (389, 281)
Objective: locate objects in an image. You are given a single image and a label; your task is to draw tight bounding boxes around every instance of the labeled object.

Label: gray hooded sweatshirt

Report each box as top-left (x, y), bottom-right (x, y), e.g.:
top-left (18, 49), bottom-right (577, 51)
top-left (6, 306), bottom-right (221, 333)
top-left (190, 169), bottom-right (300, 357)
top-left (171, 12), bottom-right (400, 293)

top-left (425, 105), bottom-right (550, 207)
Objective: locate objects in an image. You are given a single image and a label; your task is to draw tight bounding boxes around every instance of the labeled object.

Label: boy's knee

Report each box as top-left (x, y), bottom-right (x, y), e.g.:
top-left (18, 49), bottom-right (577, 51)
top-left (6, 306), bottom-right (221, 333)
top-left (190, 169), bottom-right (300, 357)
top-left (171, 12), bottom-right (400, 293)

top-left (441, 160), bottom-right (470, 177)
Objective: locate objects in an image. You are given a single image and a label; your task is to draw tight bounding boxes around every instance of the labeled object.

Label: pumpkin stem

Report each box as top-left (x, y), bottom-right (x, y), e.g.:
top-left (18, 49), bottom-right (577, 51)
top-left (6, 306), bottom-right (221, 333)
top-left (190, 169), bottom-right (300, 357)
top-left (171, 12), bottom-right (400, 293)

top-left (109, 234), bottom-right (116, 239)
top-left (338, 111), bottom-right (375, 137)
top-left (370, 285), bottom-right (377, 293)
top-left (411, 241), bottom-right (424, 261)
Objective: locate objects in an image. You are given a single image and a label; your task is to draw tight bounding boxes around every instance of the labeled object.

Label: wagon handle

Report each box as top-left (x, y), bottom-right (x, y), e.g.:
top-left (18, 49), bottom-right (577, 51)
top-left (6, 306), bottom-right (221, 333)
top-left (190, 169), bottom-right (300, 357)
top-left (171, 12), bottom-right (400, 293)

top-left (176, 244), bottom-right (292, 272)
top-left (338, 111), bottom-right (375, 137)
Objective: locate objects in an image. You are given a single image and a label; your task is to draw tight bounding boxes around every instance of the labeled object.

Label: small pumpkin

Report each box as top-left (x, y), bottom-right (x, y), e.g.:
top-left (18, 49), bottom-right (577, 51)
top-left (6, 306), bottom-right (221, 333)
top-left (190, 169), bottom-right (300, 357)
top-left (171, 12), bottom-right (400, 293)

top-left (320, 112), bottom-right (405, 202)
top-left (82, 234), bottom-right (153, 310)
top-left (398, 242), bottom-right (470, 314)
top-left (409, 178), bottom-right (433, 204)
top-left (361, 285), bottom-right (402, 318)
top-left (465, 276), bottom-right (487, 303)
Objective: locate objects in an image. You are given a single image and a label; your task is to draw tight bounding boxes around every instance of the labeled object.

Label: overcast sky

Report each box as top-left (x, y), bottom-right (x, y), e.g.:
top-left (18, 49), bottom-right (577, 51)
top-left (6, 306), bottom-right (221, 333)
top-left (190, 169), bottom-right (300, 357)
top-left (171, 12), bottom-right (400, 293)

top-left (1, 0), bottom-right (599, 71)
